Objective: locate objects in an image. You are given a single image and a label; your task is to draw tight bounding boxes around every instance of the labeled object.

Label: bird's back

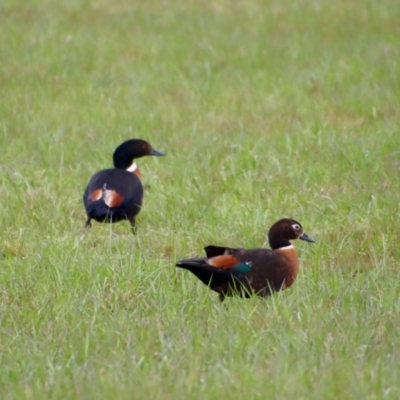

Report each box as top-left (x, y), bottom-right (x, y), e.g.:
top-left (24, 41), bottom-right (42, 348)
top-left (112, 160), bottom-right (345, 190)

top-left (84, 169), bottom-right (143, 222)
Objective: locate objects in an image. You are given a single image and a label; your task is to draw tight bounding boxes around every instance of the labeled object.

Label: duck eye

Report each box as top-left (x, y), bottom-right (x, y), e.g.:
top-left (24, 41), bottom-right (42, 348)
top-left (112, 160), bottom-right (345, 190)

top-left (292, 224), bottom-right (300, 230)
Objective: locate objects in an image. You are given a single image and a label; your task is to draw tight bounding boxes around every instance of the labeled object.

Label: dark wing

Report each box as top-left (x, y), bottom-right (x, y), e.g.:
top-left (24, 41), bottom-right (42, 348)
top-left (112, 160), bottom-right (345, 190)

top-left (204, 245), bottom-right (242, 258)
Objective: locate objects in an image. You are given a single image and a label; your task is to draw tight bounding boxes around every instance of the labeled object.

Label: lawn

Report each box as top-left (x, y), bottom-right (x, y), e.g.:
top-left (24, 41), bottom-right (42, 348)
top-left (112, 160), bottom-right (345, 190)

top-left (0, 0), bottom-right (399, 399)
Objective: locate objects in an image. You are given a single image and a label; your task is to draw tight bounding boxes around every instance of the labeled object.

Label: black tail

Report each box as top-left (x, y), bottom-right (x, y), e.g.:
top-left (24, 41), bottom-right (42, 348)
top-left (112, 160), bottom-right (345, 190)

top-left (86, 200), bottom-right (108, 216)
top-left (85, 200), bottom-right (129, 224)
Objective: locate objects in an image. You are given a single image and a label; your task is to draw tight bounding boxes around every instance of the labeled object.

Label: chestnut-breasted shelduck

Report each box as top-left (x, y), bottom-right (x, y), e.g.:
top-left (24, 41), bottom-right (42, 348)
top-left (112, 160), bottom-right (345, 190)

top-left (176, 218), bottom-right (315, 301)
top-left (83, 139), bottom-right (164, 232)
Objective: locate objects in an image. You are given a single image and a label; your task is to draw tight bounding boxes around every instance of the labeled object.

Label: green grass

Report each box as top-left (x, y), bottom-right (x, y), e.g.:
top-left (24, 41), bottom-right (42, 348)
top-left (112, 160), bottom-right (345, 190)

top-left (1, 0), bottom-right (400, 398)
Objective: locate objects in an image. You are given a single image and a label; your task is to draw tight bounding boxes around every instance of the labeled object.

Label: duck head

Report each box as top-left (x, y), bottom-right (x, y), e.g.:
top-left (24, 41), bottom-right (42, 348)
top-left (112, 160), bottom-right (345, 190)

top-left (113, 139), bottom-right (165, 170)
top-left (268, 218), bottom-right (315, 250)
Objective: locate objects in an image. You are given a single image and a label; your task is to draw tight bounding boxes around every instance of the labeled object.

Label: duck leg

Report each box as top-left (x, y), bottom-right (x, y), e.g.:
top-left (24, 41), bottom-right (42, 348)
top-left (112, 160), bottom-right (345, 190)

top-left (129, 217), bottom-right (137, 234)
top-left (85, 217), bottom-right (92, 228)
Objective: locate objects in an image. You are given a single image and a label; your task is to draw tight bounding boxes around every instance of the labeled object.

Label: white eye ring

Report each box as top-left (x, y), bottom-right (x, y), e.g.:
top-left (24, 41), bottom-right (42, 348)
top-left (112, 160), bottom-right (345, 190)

top-left (292, 224), bottom-right (301, 230)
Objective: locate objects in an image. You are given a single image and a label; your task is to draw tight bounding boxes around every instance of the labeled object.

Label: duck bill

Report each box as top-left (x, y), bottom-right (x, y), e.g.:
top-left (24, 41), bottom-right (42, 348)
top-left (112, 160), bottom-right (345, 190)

top-left (149, 148), bottom-right (165, 156)
top-left (299, 232), bottom-right (315, 243)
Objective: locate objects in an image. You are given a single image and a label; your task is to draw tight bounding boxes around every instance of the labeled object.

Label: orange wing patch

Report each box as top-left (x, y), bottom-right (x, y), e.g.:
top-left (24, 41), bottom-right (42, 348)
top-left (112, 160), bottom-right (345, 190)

top-left (102, 189), bottom-right (125, 208)
top-left (89, 189), bottom-right (102, 202)
top-left (207, 254), bottom-right (240, 270)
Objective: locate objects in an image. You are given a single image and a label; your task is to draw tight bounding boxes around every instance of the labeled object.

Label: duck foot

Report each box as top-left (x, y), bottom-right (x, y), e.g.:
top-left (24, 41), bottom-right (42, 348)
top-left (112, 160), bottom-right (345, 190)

top-left (130, 218), bottom-right (137, 235)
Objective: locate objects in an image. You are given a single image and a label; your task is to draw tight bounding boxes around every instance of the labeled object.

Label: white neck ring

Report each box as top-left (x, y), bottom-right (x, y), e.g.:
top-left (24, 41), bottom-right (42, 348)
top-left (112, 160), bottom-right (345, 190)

top-left (276, 244), bottom-right (294, 251)
top-left (127, 162), bottom-right (137, 172)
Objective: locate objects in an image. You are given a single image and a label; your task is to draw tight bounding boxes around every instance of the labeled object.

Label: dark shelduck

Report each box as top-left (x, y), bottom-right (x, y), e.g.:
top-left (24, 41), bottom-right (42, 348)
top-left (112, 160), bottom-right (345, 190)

top-left (83, 139), bottom-right (164, 232)
top-left (176, 218), bottom-right (315, 301)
